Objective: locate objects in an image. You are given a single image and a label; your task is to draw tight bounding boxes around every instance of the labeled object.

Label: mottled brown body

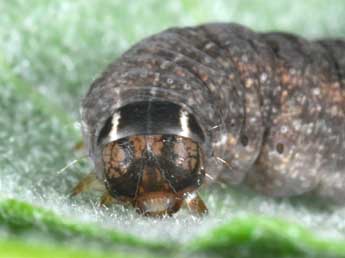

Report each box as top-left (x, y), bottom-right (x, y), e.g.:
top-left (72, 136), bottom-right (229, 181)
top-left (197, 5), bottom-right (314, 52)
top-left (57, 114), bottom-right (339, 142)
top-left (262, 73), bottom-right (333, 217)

top-left (246, 35), bottom-right (345, 201)
top-left (78, 23), bottom-right (345, 214)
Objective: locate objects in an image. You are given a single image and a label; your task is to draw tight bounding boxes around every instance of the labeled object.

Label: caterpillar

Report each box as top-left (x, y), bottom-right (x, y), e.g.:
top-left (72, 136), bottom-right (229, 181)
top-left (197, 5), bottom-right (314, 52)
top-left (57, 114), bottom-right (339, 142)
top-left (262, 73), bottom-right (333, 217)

top-left (72, 23), bottom-right (345, 217)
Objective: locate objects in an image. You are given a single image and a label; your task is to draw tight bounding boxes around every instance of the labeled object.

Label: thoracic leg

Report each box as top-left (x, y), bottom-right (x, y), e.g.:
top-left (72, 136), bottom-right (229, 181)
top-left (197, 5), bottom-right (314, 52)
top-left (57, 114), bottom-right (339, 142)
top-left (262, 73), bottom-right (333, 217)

top-left (184, 192), bottom-right (208, 215)
top-left (99, 192), bottom-right (117, 206)
top-left (71, 171), bottom-right (105, 196)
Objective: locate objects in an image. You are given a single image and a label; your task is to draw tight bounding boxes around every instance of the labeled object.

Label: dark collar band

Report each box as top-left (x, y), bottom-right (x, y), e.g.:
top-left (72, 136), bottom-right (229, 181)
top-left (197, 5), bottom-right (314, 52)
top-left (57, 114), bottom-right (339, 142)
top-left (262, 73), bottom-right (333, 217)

top-left (98, 101), bottom-right (205, 145)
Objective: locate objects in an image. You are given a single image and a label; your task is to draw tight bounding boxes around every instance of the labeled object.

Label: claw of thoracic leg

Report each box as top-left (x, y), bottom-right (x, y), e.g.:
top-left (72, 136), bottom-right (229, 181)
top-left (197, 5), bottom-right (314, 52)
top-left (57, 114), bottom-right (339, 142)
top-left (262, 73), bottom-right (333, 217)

top-left (100, 192), bottom-right (115, 207)
top-left (70, 171), bottom-right (105, 197)
top-left (184, 192), bottom-right (208, 216)
top-left (73, 140), bottom-right (85, 152)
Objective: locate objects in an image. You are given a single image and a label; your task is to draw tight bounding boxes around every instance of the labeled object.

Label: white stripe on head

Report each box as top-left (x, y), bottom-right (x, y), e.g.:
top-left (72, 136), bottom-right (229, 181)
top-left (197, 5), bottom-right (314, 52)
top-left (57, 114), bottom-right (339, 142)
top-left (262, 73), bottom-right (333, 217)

top-left (180, 109), bottom-right (190, 137)
top-left (108, 112), bottom-right (121, 142)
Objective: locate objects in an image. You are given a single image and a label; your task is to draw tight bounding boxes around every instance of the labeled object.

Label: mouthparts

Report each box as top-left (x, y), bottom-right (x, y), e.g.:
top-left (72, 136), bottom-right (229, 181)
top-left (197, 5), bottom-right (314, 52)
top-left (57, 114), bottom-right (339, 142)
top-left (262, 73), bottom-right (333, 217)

top-left (135, 192), bottom-right (182, 216)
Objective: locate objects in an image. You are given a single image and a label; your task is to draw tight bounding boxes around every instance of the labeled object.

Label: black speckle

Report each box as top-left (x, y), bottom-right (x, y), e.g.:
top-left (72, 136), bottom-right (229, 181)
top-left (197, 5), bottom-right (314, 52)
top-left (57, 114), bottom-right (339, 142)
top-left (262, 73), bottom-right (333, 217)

top-left (240, 135), bottom-right (249, 147)
top-left (276, 143), bottom-right (284, 154)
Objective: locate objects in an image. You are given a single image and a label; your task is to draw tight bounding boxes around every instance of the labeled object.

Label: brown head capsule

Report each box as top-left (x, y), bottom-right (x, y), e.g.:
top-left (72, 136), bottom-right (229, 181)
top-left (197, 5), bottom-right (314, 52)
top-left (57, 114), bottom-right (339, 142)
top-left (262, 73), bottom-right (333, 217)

top-left (102, 135), bottom-right (204, 216)
top-left (97, 101), bottom-right (208, 216)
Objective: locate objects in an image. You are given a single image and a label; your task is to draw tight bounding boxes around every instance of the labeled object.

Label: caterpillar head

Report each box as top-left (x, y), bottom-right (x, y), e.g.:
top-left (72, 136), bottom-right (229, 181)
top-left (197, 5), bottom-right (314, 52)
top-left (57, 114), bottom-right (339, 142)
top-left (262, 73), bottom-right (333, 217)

top-left (98, 101), bottom-right (207, 216)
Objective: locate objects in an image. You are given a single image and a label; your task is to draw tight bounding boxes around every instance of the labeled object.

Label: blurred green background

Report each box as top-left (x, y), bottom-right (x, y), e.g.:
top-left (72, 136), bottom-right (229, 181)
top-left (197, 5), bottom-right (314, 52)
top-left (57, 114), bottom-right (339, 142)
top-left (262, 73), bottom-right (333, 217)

top-left (1, 1), bottom-right (345, 257)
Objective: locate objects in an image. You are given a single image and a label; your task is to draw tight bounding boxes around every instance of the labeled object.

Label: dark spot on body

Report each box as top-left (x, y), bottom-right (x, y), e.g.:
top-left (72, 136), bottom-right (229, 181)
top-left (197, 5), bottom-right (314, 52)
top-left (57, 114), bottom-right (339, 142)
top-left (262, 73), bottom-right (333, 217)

top-left (276, 143), bottom-right (284, 154)
top-left (240, 134), bottom-right (249, 146)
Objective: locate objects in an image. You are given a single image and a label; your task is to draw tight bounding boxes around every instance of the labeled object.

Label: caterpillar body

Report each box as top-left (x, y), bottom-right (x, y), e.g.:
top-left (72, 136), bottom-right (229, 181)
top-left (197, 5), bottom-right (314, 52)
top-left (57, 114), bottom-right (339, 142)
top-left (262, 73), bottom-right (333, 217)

top-left (73, 23), bottom-right (345, 216)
